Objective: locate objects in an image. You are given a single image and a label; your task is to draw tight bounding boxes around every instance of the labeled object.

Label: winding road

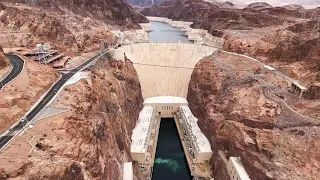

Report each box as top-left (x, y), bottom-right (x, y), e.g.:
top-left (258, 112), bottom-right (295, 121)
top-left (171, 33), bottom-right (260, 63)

top-left (0, 52), bottom-right (104, 150)
top-left (0, 55), bottom-right (24, 89)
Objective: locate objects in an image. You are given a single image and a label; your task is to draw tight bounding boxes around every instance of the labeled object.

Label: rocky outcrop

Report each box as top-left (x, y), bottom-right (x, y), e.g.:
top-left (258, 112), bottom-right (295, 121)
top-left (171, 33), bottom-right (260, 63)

top-left (0, 1), bottom-right (147, 55)
top-left (267, 21), bottom-right (320, 63)
top-left (0, 57), bottom-right (144, 179)
top-left (0, 46), bottom-right (9, 68)
top-left (50, 58), bottom-right (144, 179)
top-left (187, 57), bottom-right (320, 180)
top-left (0, 3), bottom-right (79, 54)
top-left (8, 0), bottom-right (147, 25)
top-left (244, 2), bottom-right (272, 11)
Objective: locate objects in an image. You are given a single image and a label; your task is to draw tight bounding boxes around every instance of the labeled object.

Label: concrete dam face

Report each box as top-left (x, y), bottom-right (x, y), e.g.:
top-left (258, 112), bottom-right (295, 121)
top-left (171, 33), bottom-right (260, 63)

top-left (110, 43), bottom-right (217, 99)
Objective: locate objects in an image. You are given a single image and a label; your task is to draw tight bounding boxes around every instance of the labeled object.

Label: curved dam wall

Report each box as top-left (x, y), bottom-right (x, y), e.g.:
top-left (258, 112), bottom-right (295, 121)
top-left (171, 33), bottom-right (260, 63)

top-left (110, 43), bottom-right (217, 99)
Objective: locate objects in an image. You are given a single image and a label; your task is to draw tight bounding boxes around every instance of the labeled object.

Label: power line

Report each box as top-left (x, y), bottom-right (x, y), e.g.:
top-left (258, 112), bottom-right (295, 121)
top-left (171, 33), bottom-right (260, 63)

top-left (128, 61), bottom-right (258, 72)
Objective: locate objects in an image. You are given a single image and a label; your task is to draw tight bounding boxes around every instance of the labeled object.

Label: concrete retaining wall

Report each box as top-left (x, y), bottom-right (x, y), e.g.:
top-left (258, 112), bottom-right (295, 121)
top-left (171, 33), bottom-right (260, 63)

top-left (110, 43), bottom-right (217, 99)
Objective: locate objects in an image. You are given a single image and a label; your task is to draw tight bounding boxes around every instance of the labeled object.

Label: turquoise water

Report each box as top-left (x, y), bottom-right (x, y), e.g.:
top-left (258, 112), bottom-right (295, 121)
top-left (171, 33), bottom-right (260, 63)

top-left (152, 118), bottom-right (192, 180)
top-left (148, 21), bottom-right (192, 43)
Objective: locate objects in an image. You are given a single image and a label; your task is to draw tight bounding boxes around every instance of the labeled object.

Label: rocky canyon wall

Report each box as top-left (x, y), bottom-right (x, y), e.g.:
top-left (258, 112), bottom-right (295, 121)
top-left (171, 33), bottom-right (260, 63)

top-left (0, 57), bottom-right (144, 179)
top-left (0, 1), bottom-right (147, 55)
top-left (187, 57), bottom-right (320, 180)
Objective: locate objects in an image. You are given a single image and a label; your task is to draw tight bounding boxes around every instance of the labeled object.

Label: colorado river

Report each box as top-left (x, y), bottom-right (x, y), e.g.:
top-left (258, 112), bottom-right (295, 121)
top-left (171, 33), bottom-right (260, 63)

top-left (149, 20), bottom-right (192, 180)
top-left (148, 21), bottom-right (192, 43)
top-left (152, 119), bottom-right (192, 180)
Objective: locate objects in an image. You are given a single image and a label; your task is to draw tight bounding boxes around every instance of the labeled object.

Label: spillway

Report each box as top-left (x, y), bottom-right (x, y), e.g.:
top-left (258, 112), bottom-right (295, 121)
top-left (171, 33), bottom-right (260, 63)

top-left (110, 43), bottom-right (217, 99)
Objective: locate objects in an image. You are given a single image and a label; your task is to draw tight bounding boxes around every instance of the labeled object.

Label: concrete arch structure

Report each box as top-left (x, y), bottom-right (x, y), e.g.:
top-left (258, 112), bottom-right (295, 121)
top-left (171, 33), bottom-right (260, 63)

top-left (110, 43), bottom-right (217, 99)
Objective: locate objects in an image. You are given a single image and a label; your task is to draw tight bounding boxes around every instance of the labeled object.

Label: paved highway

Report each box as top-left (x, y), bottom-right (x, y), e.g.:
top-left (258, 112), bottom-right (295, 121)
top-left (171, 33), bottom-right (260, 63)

top-left (0, 52), bottom-right (104, 150)
top-left (0, 55), bottom-right (24, 89)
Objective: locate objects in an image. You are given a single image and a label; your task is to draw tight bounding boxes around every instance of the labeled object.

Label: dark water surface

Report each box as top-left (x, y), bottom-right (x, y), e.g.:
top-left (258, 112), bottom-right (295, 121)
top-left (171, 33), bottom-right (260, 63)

top-left (148, 21), bottom-right (192, 43)
top-left (152, 118), bottom-right (192, 180)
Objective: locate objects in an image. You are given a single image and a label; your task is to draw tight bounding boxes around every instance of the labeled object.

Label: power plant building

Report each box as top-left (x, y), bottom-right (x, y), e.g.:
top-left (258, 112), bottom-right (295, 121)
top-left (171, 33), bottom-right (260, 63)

top-left (130, 106), bottom-right (157, 164)
top-left (178, 106), bottom-right (213, 163)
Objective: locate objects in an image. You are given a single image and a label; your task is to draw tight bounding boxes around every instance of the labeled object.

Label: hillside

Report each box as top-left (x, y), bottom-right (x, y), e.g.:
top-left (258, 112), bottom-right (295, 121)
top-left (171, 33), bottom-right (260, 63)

top-left (0, 0), bottom-right (147, 55)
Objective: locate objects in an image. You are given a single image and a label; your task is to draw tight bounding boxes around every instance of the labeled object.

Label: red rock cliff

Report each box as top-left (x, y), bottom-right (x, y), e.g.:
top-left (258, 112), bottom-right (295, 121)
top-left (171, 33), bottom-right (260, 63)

top-left (187, 57), bottom-right (320, 180)
top-left (0, 57), bottom-right (144, 179)
top-left (0, 1), bottom-right (147, 55)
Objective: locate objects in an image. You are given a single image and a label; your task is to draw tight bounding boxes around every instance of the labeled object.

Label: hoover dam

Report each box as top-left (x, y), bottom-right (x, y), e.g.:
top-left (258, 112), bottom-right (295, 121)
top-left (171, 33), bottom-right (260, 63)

top-left (111, 21), bottom-right (218, 180)
top-left (116, 21), bottom-right (250, 180)
top-left (110, 43), bottom-right (216, 98)
top-left (0, 1), bottom-right (319, 179)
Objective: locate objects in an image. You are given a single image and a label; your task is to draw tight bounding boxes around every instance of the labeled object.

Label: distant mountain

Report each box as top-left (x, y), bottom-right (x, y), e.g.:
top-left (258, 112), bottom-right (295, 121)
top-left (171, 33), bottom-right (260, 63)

top-left (203, 0), bottom-right (236, 8)
top-left (225, 0), bottom-right (320, 9)
top-left (244, 2), bottom-right (273, 10)
top-left (283, 4), bottom-right (305, 11)
top-left (126, 0), bottom-right (167, 6)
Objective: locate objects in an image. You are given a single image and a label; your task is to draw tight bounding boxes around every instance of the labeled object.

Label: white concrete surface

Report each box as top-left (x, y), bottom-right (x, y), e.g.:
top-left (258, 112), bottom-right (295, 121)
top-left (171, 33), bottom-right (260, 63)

top-left (33, 106), bottom-right (69, 121)
top-left (227, 157), bottom-right (251, 180)
top-left (144, 96), bottom-right (188, 104)
top-left (110, 43), bottom-right (217, 99)
top-left (123, 162), bottom-right (133, 180)
top-left (131, 106), bottom-right (155, 153)
top-left (143, 96), bottom-right (189, 117)
top-left (64, 72), bottom-right (89, 86)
